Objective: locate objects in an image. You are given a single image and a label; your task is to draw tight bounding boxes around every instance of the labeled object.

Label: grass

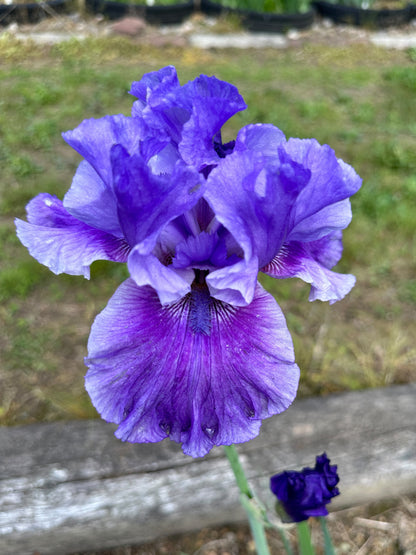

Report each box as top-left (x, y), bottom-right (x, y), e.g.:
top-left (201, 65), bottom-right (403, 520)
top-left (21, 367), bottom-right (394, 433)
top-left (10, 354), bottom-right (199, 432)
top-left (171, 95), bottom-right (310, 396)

top-left (0, 34), bottom-right (415, 426)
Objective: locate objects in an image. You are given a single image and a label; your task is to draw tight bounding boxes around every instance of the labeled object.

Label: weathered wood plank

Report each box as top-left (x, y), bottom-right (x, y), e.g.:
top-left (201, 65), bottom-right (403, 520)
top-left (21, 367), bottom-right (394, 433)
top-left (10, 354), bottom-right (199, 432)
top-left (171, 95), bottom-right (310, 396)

top-left (0, 384), bottom-right (415, 554)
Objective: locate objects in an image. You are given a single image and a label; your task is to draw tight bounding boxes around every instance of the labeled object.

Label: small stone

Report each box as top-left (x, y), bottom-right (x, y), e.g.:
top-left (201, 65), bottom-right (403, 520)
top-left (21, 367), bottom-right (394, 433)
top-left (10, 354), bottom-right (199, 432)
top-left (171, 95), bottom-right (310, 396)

top-left (111, 17), bottom-right (146, 37)
top-left (7, 22), bottom-right (18, 33)
top-left (287, 29), bottom-right (300, 40)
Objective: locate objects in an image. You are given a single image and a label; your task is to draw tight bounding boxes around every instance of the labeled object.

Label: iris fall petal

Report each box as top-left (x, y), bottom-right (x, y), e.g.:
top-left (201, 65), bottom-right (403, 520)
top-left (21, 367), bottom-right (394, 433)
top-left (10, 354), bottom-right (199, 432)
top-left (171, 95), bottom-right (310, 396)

top-left (85, 279), bottom-right (300, 457)
top-left (15, 193), bottom-right (129, 277)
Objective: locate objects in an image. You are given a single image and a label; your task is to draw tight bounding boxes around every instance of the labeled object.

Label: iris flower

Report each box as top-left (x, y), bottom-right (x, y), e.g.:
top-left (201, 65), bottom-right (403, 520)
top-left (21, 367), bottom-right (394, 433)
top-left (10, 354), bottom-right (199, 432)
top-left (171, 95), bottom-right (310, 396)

top-left (270, 453), bottom-right (340, 522)
top-left (15, 67), bottom-right (361, 457)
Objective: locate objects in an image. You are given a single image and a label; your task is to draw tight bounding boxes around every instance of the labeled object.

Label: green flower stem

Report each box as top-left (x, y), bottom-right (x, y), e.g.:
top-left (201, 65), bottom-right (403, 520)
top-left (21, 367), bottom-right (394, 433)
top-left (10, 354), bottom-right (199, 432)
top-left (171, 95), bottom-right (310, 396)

top-left (319, 516), bottom-right (336, 555)
top-left (224, 445), bottom-right (270, 555)
top-left (297, 520), bottom-right (316, 555)
top-left (275, 525), bottom-right (294, 555)
top-left (223, 444), bottom-right (252, 498)
top-left (239, 494), bottom-right (271, 555)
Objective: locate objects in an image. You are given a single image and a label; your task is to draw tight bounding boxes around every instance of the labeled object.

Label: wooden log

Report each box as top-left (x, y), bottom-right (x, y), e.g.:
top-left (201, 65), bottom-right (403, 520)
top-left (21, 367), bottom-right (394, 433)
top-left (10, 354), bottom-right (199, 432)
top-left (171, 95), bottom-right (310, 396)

top-left (0, 384), bottom-right (415, 554)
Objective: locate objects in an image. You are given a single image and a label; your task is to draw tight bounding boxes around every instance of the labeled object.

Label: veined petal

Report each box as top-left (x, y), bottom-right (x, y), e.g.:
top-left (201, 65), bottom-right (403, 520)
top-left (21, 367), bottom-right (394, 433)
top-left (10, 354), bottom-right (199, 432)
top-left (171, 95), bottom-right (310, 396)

top-left (111, 145), bottom-right (204, 247)
top-left (15, 194), bottom-right (129, 277)
top-left (259, 139), bottom-right (361, 301)
top-left (309, 269), bottom-right (356, 304)
top-left (63, 160), bottom-right (122, 237)
top-left (62, 115), bottom-right (144, 186)
top-left (308, 230), bottom-right (344, 269)
top-left (262, 236), bottom-right (355, 303)
top-left (131, 70), bottom-right (246, 167)
top-left (205, 149), bottom-right (299, 270)
top-left (129, 65), bottom-right (180, 117)
top-left (85, 280), bottom-right (299, 458)
top-left (282, 138), bottom-right (362, 232)
top-left (179, 75), bottom-right (246, 170)
top-left (288, 199), bottom-right (352, 243)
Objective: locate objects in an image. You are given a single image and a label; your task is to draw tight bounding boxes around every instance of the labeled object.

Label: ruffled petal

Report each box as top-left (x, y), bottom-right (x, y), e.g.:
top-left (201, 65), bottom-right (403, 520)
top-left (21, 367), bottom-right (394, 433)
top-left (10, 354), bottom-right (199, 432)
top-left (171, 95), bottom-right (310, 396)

top-left (129, 65), bottom-right (180, 117)
top-left (111, 144), bottom-right (204, 247)
top-left (178, 75), bottom-right (246, 170)
top-left (131, 69), bottom-right (246, 169)
top-left (262, 237), bottom-right (355, 303)
top-left (15, 194), bottom-right (129, 277)
top-left (234, 123), bottom-right (286, 156)
top-left (289, 198), bottom-right (353, 243)
top-left (281, 138), bottom-right (362, 234)
top-left (62, 115), bottom-right (144, 186)
top-left (258, 140), bottom-right (361, 302)
top-left (85, 279), bottom-right (299, 458)
top-left (205, 149), bottom-right (300, 273)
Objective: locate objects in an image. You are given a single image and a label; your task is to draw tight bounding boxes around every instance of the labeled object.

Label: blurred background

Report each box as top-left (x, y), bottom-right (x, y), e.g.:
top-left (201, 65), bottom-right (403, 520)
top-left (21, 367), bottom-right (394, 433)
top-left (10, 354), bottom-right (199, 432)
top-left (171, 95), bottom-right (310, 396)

top-left (0, 5), bottom-right (415, 429)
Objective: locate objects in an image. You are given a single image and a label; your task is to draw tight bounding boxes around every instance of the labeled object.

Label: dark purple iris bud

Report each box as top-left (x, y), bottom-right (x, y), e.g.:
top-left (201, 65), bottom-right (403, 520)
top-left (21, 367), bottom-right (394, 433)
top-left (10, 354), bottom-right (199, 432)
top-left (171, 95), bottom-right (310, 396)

top-left (15, 67), bottom-right (361, 458)
top-left (270, 453), bottom-right (340, 522)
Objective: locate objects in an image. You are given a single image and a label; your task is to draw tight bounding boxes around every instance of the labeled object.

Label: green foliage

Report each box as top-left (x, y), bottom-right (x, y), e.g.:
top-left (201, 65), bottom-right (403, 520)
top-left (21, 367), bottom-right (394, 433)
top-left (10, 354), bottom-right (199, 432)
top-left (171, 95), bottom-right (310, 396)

top-left (214, 0), bottom-right (310, 14)
top-left (1, 39), bottom-right (415, 425)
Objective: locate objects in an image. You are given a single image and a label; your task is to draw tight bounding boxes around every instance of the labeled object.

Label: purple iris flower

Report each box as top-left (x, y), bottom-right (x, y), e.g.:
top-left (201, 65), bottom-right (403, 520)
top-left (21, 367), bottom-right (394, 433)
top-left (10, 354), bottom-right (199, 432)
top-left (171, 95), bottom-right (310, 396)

top-left (15, 67), bottom-right (361, 458)
top-left (270, 453), bottom-right (340, 522)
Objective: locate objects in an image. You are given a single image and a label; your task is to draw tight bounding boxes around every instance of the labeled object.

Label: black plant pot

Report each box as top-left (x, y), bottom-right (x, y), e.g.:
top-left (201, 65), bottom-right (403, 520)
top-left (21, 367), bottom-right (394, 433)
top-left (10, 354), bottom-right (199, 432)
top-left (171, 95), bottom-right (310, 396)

top-left (200, 0), bottom-right (315, 32)
top-left (312, 0), bottom-right (413, 27)
top-left (200, 0), bottom-right (222, 14)
top-left (0, 0), bottom-right (69, 25)
top-left (86, 0), bottom-right (193, 22)
top-left (145, 0), bottom-right (194, 24)
top-left (240, 7), bottom-right (315, 31)
top-left (85, 0), bottom-right (144, 19)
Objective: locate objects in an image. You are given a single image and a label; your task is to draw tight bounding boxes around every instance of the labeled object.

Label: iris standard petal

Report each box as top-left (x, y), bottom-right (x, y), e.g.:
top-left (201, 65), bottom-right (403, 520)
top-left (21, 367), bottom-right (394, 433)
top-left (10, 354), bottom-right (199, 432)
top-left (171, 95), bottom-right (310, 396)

top-left (62, 115), bottom-right (144, 186)
top-left (234, 123), bottom-right (286, 156)
top-left (131, 69), bottom-right (246, 168)
top-left (282, 138), bottom-right (362, 232)
top-left (288, 199), bottom-right (352, 243)
top-left (129, 65), bottom-right (180, 117)
top-left (85, 279), bottom-right (299, 458)
top-left (111, 144), bottom-right (204, 247)
top-left (259, 140), bottom-right (361, 302)
top-left (205, 149), bottom-right (300, 284)
top-left (131, 72), bottom-right (190, 145)
top-left (15, 193), bottom-right (129, 277)
top-left (178, 74), bottom-right (246, 170)
top-left (63, 160), bottom-right (122, 237)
